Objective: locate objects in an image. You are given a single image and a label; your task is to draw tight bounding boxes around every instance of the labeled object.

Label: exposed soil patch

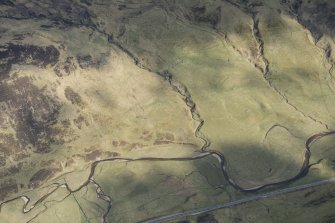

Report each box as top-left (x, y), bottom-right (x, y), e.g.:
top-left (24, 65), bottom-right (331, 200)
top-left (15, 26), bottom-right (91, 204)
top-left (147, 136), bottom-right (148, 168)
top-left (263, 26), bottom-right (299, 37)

top-left (29, 168), bottom-right (60, 189)
top-left (54, 56), bottom-right (76, 77)
top-left (73, 115), bottom-right (89, 129)
top-left (197, 214), bottom-right (219, 223)
top-left (76, 54), bottom-right (107, 69)
top-left (0, 0), bottom-right (14, 7)
top-left (0, 43), bottom-right (59, 79)
top-left (1, 0), bottom-right (94, 26)
top-left (187, 4), bottom-right (221, 27)
top-left (64, 87), bottom-right (84, 106)
top-left (0, 76), bottom-right (68, 154)
top-left (0, 179), bottom-right (17, 201)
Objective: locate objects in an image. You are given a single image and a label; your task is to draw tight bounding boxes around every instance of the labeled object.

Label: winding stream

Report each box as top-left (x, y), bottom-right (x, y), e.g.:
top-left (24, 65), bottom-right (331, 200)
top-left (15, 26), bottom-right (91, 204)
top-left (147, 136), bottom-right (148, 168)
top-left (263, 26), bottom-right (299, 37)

top-left (1, 124), bottom-right (334, 222)
top-left (0, 22), bottom-right (335, 223)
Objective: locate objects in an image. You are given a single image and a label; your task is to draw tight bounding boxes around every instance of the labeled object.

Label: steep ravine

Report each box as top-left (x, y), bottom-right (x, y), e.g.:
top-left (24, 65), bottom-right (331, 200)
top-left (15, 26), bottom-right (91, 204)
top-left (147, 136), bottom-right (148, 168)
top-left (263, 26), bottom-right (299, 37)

top-left (223, 0), bottom-right (331, 130)
top-left (157, 70), bottom-right (211, 152)
top-left (1, 37), bottom-right (335, 220)
top-left (1, 2), bottom-right (335, 222)
top-left (251, 12), bottom-right (330, 130)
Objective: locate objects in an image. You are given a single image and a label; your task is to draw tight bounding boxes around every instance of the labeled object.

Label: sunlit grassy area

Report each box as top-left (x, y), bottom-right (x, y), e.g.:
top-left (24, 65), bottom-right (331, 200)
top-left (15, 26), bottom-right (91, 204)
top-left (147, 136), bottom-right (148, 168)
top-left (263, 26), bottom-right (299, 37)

top-left (0, 24), bottom-right (200, 204)
top-left (118, 3), bottom-right (328, 188)
top-left (0, 0), bottom-right (335, 222)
